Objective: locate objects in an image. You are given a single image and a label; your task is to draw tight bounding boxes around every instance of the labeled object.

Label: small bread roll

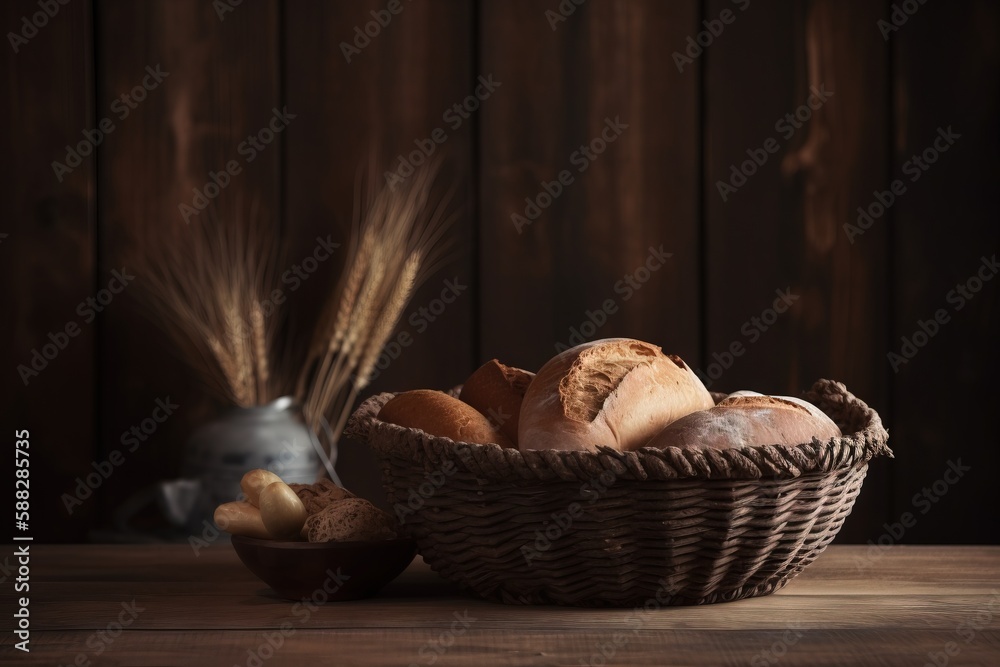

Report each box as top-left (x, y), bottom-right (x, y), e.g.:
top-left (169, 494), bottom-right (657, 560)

top-left (459, 359), bottom-right (534, 447)
top-left (378, 389), bottom-right (513, 447)
top-left (645, 395), bottom-right (842, 450)
top-left (722, 392), bottom-right (837, 424)
top-left (214, 501), bottom-right (271, 539)
top-left (258, 481), bottom-right (309, 539)
top-left (240, 469), bottom-right (283, 507)
top-left (518, 338), bottom-right (714, 452)
top-left (301, 498), bottom-right (397, 543)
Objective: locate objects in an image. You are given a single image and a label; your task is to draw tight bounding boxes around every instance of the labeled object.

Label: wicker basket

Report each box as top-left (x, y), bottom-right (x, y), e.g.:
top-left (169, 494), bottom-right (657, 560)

top-left (346, 379), bottom-right (891, 607)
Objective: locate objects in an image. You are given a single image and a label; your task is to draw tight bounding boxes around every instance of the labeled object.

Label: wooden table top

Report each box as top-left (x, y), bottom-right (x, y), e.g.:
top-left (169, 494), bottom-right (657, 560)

top-left (3, 544), bottom-right (998, 666)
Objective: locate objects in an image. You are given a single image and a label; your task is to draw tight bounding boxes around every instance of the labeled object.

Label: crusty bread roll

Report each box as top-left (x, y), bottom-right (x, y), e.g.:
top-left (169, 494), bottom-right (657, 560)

top-left (459, 359), bottom-right (534, 446)
top-left (517, 338), bottom-right (714, 452)
top-left (645, 394), bottom-right (842, 450)
top-left (301, 497), bottom-right (396, 543)
top-left (723, 391), bottom-right (837, 425)
top-left (378, 389), bottom-right (514, 448)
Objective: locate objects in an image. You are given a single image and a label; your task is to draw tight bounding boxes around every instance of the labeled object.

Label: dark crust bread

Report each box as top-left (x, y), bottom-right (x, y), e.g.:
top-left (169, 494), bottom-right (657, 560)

top-left (378, 389), bottom-right (514, 448)
top-left (459, 360), bottom-right (534, 446)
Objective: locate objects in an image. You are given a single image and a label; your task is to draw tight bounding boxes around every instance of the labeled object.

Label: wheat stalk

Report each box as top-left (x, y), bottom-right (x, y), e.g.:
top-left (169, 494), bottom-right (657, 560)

top-left (298, 162), bottom-right (452, 449)
top-left (132, 205), bottom-right (278, 407)
top-left (133, 163), bottom-right (450, 488)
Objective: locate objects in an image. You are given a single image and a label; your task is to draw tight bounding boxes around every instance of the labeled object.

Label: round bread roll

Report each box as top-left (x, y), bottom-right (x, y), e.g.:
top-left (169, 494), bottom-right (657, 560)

top-left (459, 359), bottom-right (534, 447)
top-left (301, 497), bottom-right (397, 543)
top-left (378, 389), bottom-right (513, 448)
top-left (645, 394), bottom-right (842, 450)
top-left (518, 338), bottom-right (714, 452)
top-left (722, 391), bottom-right (836, 424)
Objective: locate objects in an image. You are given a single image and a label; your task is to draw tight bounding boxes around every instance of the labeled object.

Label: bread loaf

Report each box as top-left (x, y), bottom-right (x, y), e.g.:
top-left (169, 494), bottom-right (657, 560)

top-left (288, 478), bottom-right (356, 515)
top-left (301, 497), bottom-right (397, 543)
top-left (517, 338), bottom-right (714, 452)
top-left (378, 389), bottom-right (514, 448)
top-left (722, 391), bottom-right (839, 426)
top-left (459, 359), bottom-right (534, 446)
top-left (645, 394), bottom-right (842, 450)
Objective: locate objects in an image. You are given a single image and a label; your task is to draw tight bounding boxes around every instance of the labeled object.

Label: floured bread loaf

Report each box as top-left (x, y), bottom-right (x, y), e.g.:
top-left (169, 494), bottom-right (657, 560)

top-left (645, 394), bottom-right (842, 450)
top-left (518, 338), bottom-right (714, 452)
top-left (301, 497), bottom-right (397, 543)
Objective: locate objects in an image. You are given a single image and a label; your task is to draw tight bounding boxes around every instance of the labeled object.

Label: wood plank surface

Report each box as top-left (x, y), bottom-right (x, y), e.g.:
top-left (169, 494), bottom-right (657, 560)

top-left (3, 545), bottom-right (998, 665)
top-left (0, 0), bottom-right (96, 542)
top-left (889, 0), bottom-right (1000, 544)
top-left (6, 628), bottom-right (1000, 667)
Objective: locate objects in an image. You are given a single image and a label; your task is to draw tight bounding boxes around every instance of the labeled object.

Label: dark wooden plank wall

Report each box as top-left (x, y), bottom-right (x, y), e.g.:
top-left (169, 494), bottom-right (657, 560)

top-left (2, 0), bottom-right (96, 541)
top-left (1, 0), bottom-right (996, 545)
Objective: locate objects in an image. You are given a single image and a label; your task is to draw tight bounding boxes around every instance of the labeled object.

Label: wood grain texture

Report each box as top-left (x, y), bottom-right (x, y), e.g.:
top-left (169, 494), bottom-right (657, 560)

top-left (478, 0), bottom-right (701, 372)
top-left (0, 0), bottom-right (96, 541)
top-left (95, 0), bottom-right (281, 528)
top-left (890, 0), bottom-right (1000, 543)
top-left (703, 0), bottom-right (892, 542)
top-left (284, 0), bottom-right (476, 506)
top-left (4, 545), bottom-right (999, 666)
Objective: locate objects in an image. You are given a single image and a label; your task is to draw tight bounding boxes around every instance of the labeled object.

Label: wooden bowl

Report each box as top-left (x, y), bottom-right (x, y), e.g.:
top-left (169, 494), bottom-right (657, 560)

top-left (231, 535), bottom-right (417, 601)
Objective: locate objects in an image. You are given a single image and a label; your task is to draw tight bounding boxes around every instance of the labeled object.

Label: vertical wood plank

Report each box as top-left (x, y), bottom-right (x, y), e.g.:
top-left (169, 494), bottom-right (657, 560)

top-left (0, 0), bottom-right (95, 541)
top-left (96, 0), bottom-right (281, 529)
top-left (703, 0), bottom-right (891, 541)
top-left (478, 0), bottom-right (701, 374)
top-left (285, 0), bottom-right (475, 504)
top-left (891, 0), bottom-right (999, 543)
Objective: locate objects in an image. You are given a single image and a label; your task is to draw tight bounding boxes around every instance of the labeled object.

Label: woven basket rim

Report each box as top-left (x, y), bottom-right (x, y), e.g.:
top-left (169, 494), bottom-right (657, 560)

top-left (346, 378), bottom-right (892, 483)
